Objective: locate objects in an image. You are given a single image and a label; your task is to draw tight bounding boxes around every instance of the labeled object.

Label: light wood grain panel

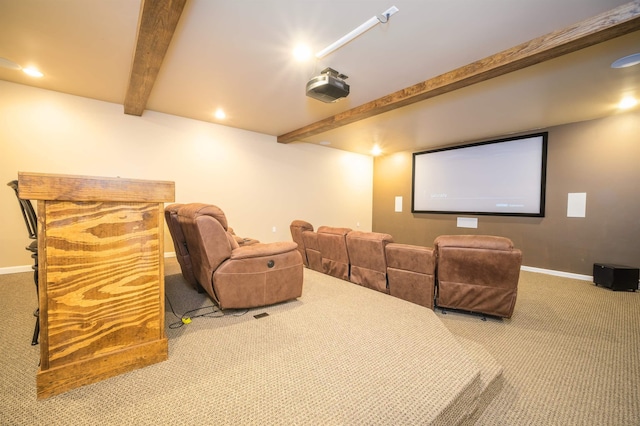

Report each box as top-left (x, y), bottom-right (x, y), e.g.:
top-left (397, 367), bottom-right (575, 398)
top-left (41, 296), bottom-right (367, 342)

top-left (277, 1), bottom-right (640, 143)
top-left (27, 173), bottom-right (172, 398)
top-left (37, 339), bottom-right (168, 399)
top-left (18, 172), bottom-right (174, 202)
top-left (42, 201), bottom-right (162, 369)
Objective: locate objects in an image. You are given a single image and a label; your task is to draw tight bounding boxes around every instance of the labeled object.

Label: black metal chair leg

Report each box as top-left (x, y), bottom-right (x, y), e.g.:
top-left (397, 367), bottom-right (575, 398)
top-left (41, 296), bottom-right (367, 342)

top-left (8, 180), bottom-right (41, 346)
top-left (32, 309), bottom-right (39, 346)
top-left (31, 255), bottom-right (39, 346)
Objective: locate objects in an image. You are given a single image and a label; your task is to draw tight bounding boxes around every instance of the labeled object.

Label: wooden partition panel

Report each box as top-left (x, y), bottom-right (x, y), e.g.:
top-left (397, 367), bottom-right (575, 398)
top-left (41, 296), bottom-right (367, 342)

top-left (18, 172), bottom-right (175, 399)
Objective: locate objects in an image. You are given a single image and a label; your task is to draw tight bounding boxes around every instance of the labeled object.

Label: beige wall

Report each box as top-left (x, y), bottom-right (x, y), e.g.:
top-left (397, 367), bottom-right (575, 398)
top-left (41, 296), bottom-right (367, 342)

top-left (0, 81), bottom-right (373, 269)
top-left (373, 109), bottom-right (640, 276)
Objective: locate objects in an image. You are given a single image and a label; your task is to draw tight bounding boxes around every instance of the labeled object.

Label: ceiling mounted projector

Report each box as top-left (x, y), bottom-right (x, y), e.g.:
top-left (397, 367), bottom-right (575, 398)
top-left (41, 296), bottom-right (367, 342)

top-left (306, 67), bottom-right (349, 103)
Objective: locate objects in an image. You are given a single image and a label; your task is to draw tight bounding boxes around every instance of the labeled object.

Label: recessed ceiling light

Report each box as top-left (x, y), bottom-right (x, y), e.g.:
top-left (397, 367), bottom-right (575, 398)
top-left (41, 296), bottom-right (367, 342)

top-left (371, 145), bottom-right (382, 156)
top-left (1, 58), bottom-right (45, 77)
top-left (611, 53), bottom-right (640, 68)
top-left (293, 44), bottom-right (311, 61)
top-left (214, 108), bottom-right (226, 120)
top-left (618, 96), bottom-right (638, 110)
top-left (22, 67), bottom-right (43, 78)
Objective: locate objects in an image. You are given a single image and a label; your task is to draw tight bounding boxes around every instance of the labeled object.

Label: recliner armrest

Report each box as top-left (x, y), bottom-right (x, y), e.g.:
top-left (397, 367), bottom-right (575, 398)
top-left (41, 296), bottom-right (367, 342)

top-left (230, 241), bottom-right (298, 260)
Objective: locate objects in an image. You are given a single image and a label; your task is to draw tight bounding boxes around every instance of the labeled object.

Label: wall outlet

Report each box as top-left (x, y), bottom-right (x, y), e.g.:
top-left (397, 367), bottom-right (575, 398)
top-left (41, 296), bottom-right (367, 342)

top-left (272, 226), bottom-right (276, 232)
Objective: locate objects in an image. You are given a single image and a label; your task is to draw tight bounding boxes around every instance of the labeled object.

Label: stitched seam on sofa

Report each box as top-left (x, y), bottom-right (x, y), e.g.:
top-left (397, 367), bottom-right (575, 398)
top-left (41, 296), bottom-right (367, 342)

top-left (440, 281), bottom-right (515, 290)
top-left (215, 265), bottom-right (301, 276)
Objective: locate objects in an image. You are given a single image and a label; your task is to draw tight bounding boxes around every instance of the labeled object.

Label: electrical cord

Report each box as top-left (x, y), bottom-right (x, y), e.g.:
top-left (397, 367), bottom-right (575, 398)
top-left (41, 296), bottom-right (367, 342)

top-left (165, 294), bottom-right (249, 329)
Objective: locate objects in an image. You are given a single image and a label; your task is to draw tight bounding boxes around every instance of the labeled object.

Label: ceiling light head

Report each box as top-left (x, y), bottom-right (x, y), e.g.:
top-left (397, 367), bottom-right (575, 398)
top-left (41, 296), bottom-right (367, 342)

top-left (611, 53), bottom-right (640, 69)
top-left (22, 67), bottom-right (43, 78)
top-left (618, 96), bottom-right (638, 110)
top-left (0, 58), bottom-right (44, 77)
top-left (214, 108), bottom-right (226, 120)
top-left (293, 44), bottom-right (311, 62)
top-left (371, 145), bottom-right (382, 156)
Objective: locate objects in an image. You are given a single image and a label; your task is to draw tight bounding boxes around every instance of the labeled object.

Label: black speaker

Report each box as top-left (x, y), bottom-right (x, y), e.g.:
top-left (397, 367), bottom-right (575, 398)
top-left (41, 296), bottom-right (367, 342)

top-left (593, 263), bottom-right (639, 291)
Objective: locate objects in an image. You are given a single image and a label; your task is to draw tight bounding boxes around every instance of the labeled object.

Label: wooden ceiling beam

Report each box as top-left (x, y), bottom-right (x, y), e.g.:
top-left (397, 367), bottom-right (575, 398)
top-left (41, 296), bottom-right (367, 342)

top-left (124, 0), bottom-right (187, 116)
top-left (277, 1), bottom-right (640, 144)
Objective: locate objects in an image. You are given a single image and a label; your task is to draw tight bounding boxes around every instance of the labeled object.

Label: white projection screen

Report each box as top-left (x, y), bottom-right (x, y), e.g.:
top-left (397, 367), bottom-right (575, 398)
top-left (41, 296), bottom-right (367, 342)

top-left (412, 132), bottom-right (547, 216)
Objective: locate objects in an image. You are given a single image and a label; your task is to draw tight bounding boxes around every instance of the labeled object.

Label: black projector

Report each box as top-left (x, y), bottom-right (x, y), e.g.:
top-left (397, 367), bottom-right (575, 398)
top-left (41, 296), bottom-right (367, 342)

top-left (306, 67), bottom-right (349, 103)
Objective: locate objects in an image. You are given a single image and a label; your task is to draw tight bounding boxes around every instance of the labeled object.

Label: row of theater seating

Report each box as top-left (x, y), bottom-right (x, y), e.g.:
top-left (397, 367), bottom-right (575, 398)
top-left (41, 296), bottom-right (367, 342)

top-left (290, 221), bottom-right (522, 318)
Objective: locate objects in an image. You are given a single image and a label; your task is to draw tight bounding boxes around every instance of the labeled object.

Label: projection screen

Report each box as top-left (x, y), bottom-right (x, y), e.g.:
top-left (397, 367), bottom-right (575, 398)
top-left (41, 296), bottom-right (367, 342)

top-left (412, 132), bottom-right (547, 216)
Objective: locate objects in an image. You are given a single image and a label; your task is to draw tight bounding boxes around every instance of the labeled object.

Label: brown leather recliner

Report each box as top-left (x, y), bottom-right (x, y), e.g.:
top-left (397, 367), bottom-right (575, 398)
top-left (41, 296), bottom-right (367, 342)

top-left (290, 220), bottom-right (314, 267)
top-left (317, 226), bottom-right (352, 280)
top-left (165, 203), bottom-right (199, 290)
top-left (434, 235), bottom-right (522, 318)
top-left (346, 231), bottom-right (393, 293)
top-left (302, 229), bottom-right (323, 273)
top-left (386, 243), bottom-right (436, 309)
top-left (176, 203), bottom-right (303, 309)
top-left (165, 204), bottom-right (259, 291)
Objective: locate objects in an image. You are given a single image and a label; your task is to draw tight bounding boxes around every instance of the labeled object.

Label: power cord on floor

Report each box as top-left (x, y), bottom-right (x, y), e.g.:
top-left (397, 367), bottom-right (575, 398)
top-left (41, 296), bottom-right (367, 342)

top-left (165, 294), bottom-right (249, 329)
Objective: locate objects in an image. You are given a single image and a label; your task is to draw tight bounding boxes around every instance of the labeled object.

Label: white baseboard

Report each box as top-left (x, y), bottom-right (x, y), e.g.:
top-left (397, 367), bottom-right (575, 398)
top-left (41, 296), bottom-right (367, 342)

top-left (0, 265), bottom-right (34, 275)
top-left (0, 252), bottom-right (178, 276)
top-left (521, 265), bottom-right (592, 282)
top-left (0, 256), bottom-right (593, 282)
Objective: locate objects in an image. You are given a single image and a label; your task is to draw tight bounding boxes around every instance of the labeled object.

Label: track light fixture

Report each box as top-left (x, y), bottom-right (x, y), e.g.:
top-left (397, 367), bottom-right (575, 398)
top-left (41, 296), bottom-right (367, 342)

top-left (315, 6), bottom-right (399, 59)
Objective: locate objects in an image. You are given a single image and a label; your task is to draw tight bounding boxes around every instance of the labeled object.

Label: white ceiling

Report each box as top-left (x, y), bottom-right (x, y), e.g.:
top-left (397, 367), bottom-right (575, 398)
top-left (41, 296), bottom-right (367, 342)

top-left (1, 0), bottom-right (638, 156)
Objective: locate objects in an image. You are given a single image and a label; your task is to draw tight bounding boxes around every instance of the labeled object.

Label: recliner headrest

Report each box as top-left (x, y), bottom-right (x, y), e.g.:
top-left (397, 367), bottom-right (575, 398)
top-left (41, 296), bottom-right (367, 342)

top-left (434, 235), bottom-right (514, 251)
top-left (291, 220), bottom-right (314, 232)
top-left (347, 230), bottom-right (393, 243)
top-left (317, 226), bottom-right (352, 236)
top-left (178, 203), bottom-right (229, 230)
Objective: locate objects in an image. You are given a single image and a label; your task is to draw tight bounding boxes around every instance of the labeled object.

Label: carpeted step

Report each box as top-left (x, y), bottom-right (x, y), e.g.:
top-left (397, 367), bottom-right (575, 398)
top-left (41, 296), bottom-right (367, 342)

top-left (456, 337), bottom-right (504, 425)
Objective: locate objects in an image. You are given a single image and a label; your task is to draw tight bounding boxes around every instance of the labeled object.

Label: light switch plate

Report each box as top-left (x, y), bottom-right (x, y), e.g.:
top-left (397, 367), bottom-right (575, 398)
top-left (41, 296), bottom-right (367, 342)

top-left (457, 217), bottom-right (478, 228)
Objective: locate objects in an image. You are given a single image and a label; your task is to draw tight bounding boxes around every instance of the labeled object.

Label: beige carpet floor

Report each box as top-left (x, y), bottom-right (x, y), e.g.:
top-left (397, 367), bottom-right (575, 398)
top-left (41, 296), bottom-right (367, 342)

top-left (438, 270), bottom-right (640, 425)
top-left (0, 258), bottom-right (638, 425)
top-left (1, 260), bottom-right (492, 425)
